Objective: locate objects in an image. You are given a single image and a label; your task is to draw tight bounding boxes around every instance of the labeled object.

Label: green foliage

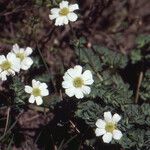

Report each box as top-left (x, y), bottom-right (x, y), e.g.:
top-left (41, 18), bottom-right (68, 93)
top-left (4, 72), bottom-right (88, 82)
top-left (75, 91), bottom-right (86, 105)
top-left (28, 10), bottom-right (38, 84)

top-left (130, 34), bottom-right (150, 64)
top-left (75, 101), bottom-right (102, 127)
top-left (31, 56), bottom-right (43, 68)
top-left (35, 73), bottom-right (51, 83)
top-left (10, 76), bottom-right (27, 104)
top-left (130, 49), bottom-right (142, 64)
top-left (74, 37), bottom-right (150, 150)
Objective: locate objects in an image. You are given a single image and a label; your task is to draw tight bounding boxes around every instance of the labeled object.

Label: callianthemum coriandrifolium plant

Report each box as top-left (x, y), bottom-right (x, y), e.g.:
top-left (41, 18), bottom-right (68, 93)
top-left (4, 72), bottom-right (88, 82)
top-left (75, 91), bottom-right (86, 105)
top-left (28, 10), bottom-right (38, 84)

top-left (74, 37), bottom-right (150, 150)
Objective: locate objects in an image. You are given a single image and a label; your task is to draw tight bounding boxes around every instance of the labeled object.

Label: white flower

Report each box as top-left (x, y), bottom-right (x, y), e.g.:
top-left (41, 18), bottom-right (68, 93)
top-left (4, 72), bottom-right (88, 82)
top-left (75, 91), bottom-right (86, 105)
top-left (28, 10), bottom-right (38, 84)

top-left (12, 43), bottom-right (33, 70)
top-left (49, 1), bottom-right (79, 26)
top-left (95, 111), bottom-right (123, 143)
top-left (62, 65), bottom-right (94, 99)
top-left (0, 53), bottom-right (20, 81)
top-left (25, 79), bottom-right (49, 105)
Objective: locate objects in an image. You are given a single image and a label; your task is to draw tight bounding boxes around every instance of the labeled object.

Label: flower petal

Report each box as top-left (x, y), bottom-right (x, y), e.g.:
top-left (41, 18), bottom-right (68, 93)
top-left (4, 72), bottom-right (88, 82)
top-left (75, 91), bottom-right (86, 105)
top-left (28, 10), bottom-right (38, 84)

top-left (95, 128), bottom-right (106, 137)
top-left (67, 12), bottom-right (78, 22)
top-left (25, 85), bottom-right (33, 93)
top-left (12, 44), bottom-right (20, 53)
top-left (112, 113), bottom-right (121, 123)
top-left (11, 58), bottom-right (21, 72)
top-left (40, 83), bottom-right (48, 89)
top-left (74, 65), bottom-right (82, 76)
top-left (49, 14), bottom-right (59, 20)
top-left (81, 85), bottom-right (91, 95)
top-left (67, 68), bottom-right (77, 78)
top-left (21, 57), bottom-right (33, 70)
top-left (0, 55), bottom-right (6, 64)
top-left (62, 81), bottom-right (73, 89)
top-left (51, 8), bottom-right (60, 14)
top-left (95, 119), bottom-right (106, 128)
top-left (74, 89), bottom-right (84, 99)
top-left (69, 4), bottom-right (79, 11)
top-left (102, 133), bottom-right (113, 143)
top-left (41, 89), bottom-right (49, 96)
top-left (25, 47), bottom-right (33, 56)
top-left (104, 111), bottom-right (112, 122)
top-left (113, 130), bottom-right (123, 140)
top-left (63, 72), bottom-right (72, 81)
top-left (82, 70), bottom-right (94, 85)
top-left (32, 79), bottom-right (41, 87)
top-left (35, 96), bottom-right (43, 105)
top-left (29, 95), bottom-right (35, 104)
top-left (63, 16), bottom-right (69, 25)
top-left (65, 87), bottom-right (75, 97)
top-left (59, 1), bottom-right (69, 9)
top-left (55, 16), bottom-right (64, 26)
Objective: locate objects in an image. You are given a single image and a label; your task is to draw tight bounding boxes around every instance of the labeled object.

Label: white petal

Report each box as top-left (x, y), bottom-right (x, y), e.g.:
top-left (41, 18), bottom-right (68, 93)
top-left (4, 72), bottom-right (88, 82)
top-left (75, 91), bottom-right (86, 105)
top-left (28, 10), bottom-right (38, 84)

top-left (0, 55), bottom-right (6, 64)
top-left (25, 47), bottom-right (33, 56)
top-left (104, 111), bottom-right (112, 122)
top-left (11, 58), bottom-right (21, 72)
top-left (69, 4), bottom-right (79, 11)
top-left (82, 70), bottom-right (94, 85)
top-left (55, 17), bottom-right (64, 26)
top-left (112, 113), bottom-right (121, 123)
top-left (49, 14), bottom-right (59, 20)
top-left (95, 119), bottom-right (106, 128)
top-left (62, 81), bottom-right (73, 89)
top-left (63, 72), bottom-right (72, 81)
top-left (67, 68), bottom-right (77, 78)
top-left (29, 95), bottom-right (35, 104)
top-left (35, 96), bottom-right (43, 105)
top-left (81, 85), bottom-right (91, 95)
top-left (113, 130), bottom-right (123, 140)
top-left (59, 1), bottom-right (69, 9)
top-left (6, 52), bottom-right (16, 60)
top-left (19, 48), bottom-right (25, 53)
top-left (0, 72), bottom-right (7, 81)
top-left (74, 65), bottom-right (82, 76)
top-left (32, 79), bottom-right (41, 87)
top-left (21, 57), bottom-right (33, 70)
top-left (12, 44), bottom-right (20, 53)
top-left (40, 83), bottom-right (48, 89)
top-left (102, 133), bottom-right (113, 143)
top-left (95, 128), bottom-right (106, 137)
top-left (25, 85), bottom-right (33, 93)
top-left (67, 12), bottom-right (78, 22)
top-left (74, 89), bottom-right (84, 99)
top-left (41, 89), bottom-right (49, 96)
top-left (51, 8), bottom-right (60, 14)
top-left (63, 16), bottom-right (69, 25)
top-left (7, 69), bottom-right (15, 76)
top-left (65, 87), bottom-right (75, 97)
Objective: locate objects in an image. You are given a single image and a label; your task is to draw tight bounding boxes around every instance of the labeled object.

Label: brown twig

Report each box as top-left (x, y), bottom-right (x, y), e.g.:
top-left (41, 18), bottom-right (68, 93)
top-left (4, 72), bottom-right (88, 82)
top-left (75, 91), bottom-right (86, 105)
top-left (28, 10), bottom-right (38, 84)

top-left (69, 120), bottom-right (80, 133)
top-left (135, 72), bottom-right (143, 103)
top-left (4, 107), bottom-right (10, 135)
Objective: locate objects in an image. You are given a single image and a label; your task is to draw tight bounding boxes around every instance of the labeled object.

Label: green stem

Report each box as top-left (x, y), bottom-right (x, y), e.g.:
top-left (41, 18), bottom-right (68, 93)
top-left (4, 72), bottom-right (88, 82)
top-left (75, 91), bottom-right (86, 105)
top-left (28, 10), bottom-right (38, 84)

top-left (68, 23), bottom-right (81, 65)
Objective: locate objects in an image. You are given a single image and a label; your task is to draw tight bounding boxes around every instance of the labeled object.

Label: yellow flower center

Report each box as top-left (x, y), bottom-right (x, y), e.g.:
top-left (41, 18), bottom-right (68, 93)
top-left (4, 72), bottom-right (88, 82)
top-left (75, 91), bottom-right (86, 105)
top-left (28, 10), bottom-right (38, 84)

top-left (59, 7), bottom-right (69, 16)
top-left (73, 77), bottom-right (84, 88)
top-left (1, 60), bottom-right (11, 70)
top-left (16, 52), bottom-right (25, 61)
top-left (105, 122), bottom-right (116, 133)
top-left (32, 88), bottom-right (41, 97)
